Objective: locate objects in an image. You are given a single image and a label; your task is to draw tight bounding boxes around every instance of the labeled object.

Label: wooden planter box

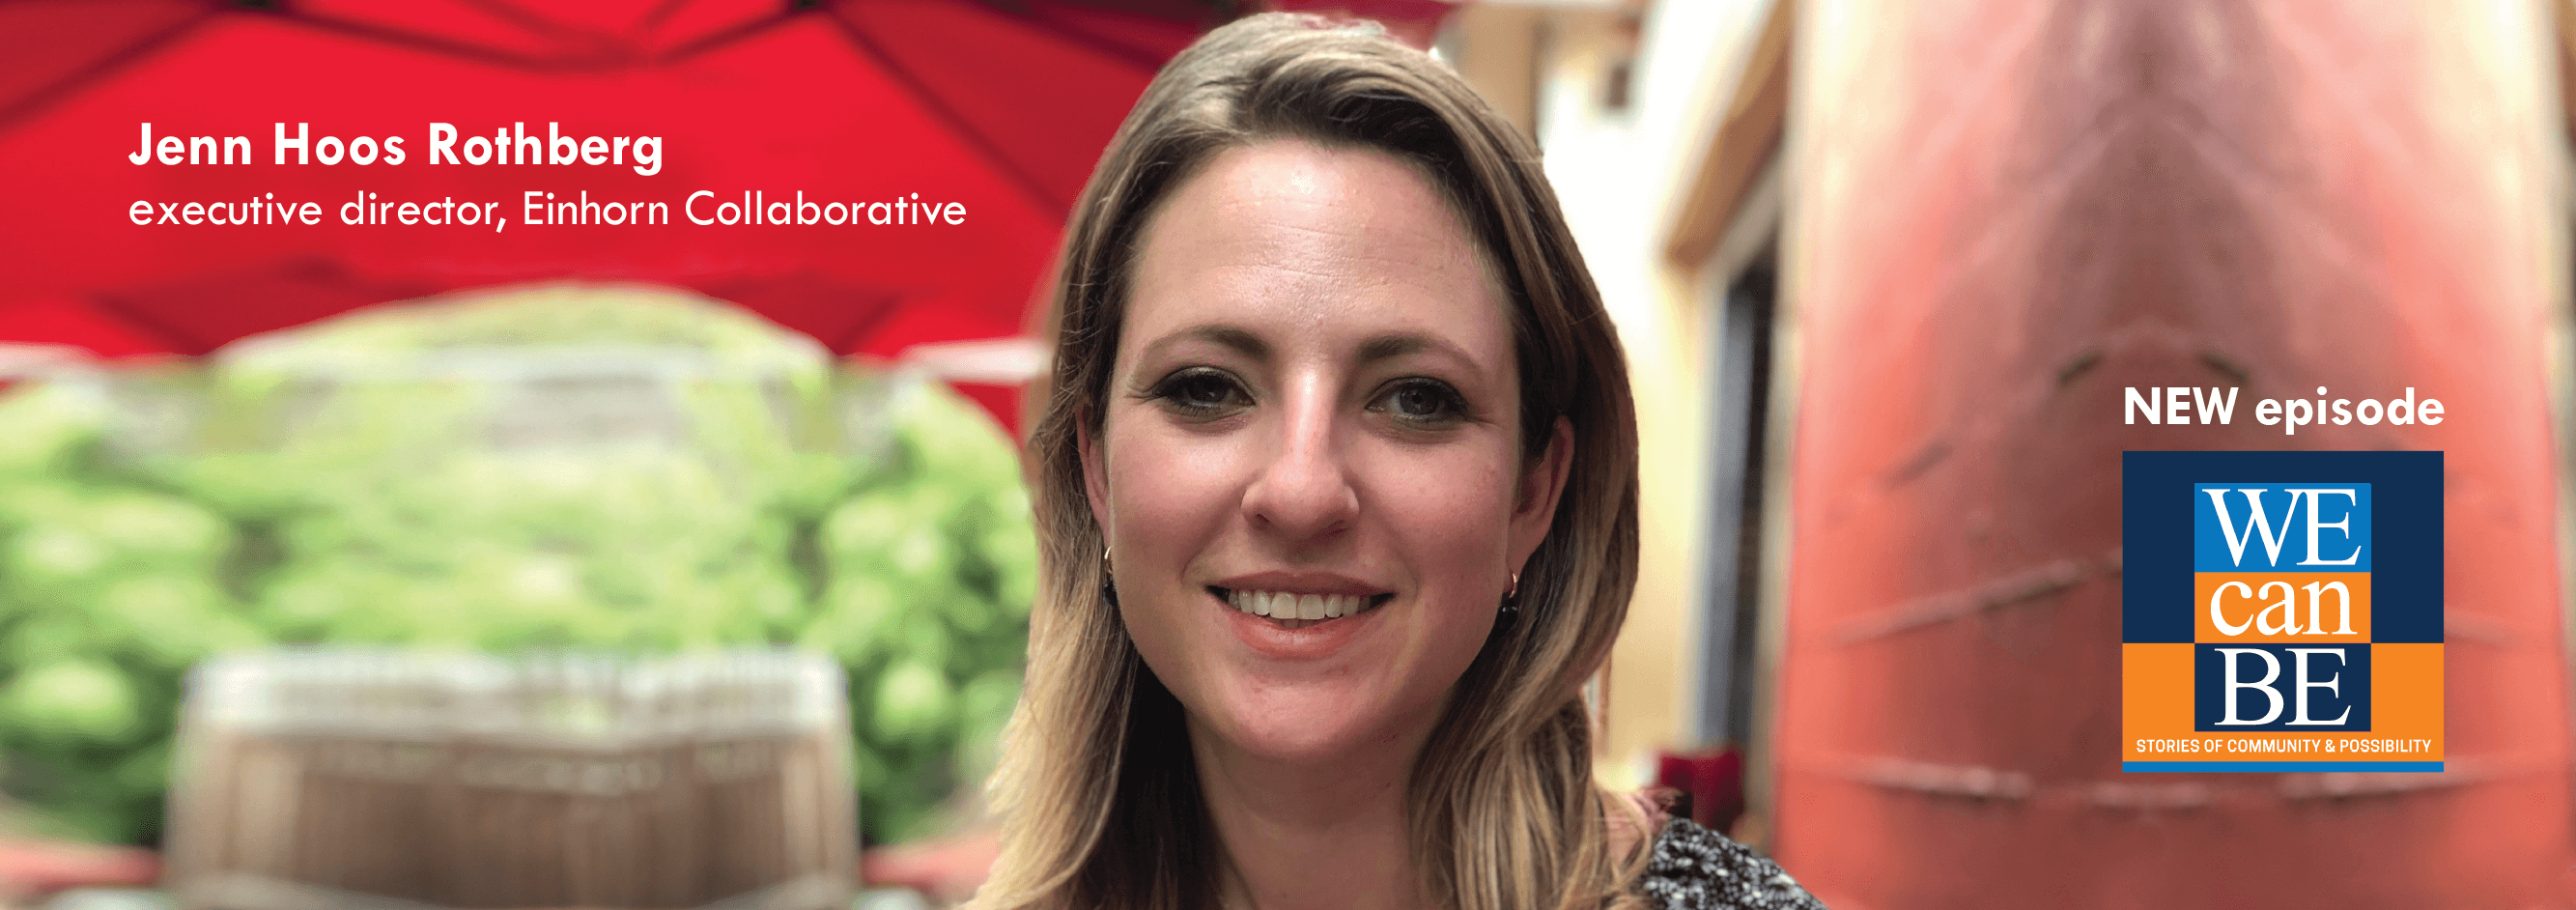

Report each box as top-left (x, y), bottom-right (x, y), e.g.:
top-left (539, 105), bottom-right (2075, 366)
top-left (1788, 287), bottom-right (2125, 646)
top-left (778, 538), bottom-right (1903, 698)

top-left (162, 651), bottom-right (855, 910)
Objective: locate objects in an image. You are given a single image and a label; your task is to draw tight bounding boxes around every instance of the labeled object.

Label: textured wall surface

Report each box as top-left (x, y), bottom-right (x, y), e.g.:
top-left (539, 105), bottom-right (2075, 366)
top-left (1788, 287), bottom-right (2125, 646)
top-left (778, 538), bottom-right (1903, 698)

top-left (1772, 0), bottom-right (2574, 906)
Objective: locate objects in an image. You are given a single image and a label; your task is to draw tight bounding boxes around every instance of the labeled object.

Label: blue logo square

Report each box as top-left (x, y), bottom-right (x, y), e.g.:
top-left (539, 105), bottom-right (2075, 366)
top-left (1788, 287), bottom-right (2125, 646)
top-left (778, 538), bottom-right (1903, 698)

top-left (2193, 483), bottom-right (2371, 572)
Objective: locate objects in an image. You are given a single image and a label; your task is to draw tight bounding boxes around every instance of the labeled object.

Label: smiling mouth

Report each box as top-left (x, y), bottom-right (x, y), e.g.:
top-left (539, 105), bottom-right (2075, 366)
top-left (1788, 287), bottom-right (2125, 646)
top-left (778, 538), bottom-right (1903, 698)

top-left (1209, 587), bottom-right (1394, 631)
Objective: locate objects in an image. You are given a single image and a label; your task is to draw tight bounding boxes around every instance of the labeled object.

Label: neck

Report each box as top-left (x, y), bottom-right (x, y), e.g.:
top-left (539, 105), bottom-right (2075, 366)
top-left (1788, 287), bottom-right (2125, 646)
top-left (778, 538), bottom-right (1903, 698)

top-left (1189, 718), bottom-right (1432, 910)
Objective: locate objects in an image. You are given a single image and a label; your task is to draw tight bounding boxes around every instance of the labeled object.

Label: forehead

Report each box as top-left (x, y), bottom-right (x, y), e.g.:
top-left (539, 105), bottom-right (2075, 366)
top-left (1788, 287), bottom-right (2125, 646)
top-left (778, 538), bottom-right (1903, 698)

top-left (1121, 139), bottom-right (1511, 361)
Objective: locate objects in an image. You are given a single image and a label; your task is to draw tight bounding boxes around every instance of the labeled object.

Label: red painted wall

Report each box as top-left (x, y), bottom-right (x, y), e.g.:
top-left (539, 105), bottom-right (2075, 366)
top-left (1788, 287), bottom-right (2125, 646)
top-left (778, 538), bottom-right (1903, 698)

top-left (1773, 1), bottom-right (2575, 906)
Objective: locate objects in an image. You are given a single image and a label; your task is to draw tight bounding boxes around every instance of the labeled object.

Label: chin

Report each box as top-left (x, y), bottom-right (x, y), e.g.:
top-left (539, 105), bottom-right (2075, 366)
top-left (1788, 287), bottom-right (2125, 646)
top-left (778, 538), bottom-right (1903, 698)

top-left (1196, 675), bottom-right (1418, 761)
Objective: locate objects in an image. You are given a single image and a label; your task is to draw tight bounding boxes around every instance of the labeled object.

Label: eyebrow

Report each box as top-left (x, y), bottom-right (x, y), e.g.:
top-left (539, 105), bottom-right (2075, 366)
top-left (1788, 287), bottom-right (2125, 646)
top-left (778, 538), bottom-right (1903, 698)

top-left (1139, 325), bottom-right (1270, 363)
top-left (1355, 332), bottom-right (1476, 368)
top-left (1356, 332), bottom-right (1492, 385)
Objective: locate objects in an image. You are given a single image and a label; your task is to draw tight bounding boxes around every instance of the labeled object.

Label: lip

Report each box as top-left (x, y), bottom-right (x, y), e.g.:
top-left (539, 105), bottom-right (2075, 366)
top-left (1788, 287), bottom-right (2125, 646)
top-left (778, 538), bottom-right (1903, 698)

top-left (1204, 572), bottom-right (1395, 661)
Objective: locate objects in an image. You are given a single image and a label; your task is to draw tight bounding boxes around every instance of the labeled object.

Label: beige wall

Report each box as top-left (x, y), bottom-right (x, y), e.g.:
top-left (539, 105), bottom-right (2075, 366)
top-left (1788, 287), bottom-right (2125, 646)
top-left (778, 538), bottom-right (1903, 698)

top-left (1442, 0), bottom-right (1784, 787)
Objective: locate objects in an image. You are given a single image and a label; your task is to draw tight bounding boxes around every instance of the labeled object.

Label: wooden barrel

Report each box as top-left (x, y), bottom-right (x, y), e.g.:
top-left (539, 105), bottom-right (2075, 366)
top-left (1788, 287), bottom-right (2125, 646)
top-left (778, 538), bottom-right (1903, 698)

top-left (162, 651), bottom-right (856, 910)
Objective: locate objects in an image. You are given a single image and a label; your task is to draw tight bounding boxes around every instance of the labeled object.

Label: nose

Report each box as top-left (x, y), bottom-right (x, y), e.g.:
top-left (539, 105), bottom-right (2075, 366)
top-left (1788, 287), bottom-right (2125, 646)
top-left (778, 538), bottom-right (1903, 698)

top-left (1240, 375), bottom-right (1359, 541)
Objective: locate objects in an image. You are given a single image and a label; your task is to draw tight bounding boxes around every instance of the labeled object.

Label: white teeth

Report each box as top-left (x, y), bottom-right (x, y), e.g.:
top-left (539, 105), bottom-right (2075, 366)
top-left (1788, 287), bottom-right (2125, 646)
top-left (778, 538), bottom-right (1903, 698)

top-left (1224, 589), bottom-right (1379, 620)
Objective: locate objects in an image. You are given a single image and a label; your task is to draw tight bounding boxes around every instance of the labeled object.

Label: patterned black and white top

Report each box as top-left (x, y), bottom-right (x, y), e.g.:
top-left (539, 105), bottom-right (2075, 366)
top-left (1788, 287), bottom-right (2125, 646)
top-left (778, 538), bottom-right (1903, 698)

top-left (1633, 818), bottom-right (1827, 910)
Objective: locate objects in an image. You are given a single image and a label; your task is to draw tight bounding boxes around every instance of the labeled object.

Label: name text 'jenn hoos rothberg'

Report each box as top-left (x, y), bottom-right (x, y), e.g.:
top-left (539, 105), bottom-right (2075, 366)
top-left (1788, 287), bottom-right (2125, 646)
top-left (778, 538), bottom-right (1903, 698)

top-left (121, 123), bottom-right (970, 233)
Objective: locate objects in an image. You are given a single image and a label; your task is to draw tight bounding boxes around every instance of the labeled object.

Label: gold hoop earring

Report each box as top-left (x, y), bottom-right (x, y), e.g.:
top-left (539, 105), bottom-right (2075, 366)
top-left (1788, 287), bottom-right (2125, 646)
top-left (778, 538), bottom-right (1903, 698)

top-left (1501, 570), bottom-right (1521, 616)
top-left (1102, 545), bottom-right (1118, 607)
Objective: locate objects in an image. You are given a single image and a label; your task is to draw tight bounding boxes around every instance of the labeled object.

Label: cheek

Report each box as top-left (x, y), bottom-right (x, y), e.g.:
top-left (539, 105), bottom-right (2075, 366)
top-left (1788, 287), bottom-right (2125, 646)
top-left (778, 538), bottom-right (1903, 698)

top-left (1097, 421), bottom-right (1242, 656)
top-left (1354, 441), bottom-right (1519, 580)
top-left (1100, 422), bottom-right (1244, 552)
top-left (1351, 441), bottom-right (1519, 676)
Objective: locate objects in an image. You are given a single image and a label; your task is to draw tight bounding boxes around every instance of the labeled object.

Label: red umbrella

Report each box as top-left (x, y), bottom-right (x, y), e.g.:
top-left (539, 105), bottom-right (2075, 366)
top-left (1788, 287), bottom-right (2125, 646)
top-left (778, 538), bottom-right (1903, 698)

top-left (0, 0), bottom-right (1224, 426)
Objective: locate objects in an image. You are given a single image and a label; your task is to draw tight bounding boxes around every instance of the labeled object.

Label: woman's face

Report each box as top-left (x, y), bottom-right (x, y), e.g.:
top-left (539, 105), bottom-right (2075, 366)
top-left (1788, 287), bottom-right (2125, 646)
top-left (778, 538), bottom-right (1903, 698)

top-left (1083, 139), bottom-right (1568, 764)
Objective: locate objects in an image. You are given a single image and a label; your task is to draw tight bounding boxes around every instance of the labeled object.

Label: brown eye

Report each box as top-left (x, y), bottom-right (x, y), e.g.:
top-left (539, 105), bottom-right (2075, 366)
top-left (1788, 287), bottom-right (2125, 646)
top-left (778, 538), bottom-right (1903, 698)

top-left (1150, 368), bottom-right (1252, 416)
top-left (1373, 378), bottom-right (1466, 426)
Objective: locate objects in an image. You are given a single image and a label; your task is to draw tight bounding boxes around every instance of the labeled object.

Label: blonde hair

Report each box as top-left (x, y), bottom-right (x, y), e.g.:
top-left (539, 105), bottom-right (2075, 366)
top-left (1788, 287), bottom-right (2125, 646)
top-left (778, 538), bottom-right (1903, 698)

top-left (974, 13), bottom-right (1646, 910)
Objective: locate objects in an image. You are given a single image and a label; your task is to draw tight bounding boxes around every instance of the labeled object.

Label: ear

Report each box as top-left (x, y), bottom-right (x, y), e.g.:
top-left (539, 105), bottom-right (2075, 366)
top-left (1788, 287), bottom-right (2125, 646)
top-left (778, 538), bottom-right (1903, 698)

top-left (1505, 415), bottom-right (1574, 577)
top-left (1078, 406), bottom-right (1113, 544)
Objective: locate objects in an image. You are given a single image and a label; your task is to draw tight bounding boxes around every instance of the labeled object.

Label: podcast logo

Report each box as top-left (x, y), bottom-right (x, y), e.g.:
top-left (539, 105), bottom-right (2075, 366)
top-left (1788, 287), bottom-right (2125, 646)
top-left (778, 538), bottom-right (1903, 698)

top-left (2123, 452), bottom-right (2442, 772)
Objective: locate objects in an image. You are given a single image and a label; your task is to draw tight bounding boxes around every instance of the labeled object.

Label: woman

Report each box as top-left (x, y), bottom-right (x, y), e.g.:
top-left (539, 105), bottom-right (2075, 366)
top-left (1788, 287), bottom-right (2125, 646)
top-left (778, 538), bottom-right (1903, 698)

top-left (971, 13), bottom-right (1824, 910)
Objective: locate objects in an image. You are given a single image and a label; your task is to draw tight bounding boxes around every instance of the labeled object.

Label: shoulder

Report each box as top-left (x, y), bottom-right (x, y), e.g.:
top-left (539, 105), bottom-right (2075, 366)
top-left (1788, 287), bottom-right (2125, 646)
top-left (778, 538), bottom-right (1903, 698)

top-left (1631, 817), bottom-right (1827, 910)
